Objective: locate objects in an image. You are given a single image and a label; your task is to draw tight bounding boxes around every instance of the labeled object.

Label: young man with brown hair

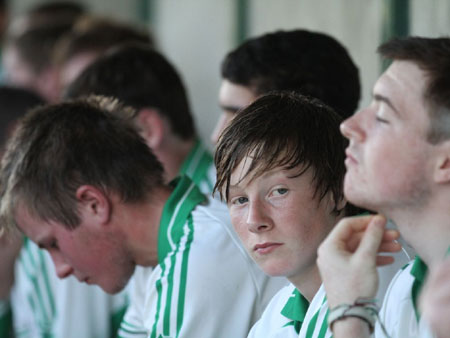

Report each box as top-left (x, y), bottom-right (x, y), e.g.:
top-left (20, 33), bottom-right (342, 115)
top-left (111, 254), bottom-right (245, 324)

top-left (318, 36), bottom-right (450, 338)
top-left (0, 96), bottom-right (284, 338)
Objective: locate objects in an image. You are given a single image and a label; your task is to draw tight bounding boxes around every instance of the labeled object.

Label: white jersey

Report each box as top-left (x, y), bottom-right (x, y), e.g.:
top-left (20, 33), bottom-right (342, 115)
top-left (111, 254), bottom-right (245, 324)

top-left (8, 239), bottom-right (129, 338)
top-left (247, 284), bottom-right (303, 338)
top-left (247, 234), bottom-right (413, 338)
top-left (179, 139), bottom-right (216, 194)
top-left (118, 175), bottom-right (287, 338)
top-left (375, 257), bottom-right (435, 338)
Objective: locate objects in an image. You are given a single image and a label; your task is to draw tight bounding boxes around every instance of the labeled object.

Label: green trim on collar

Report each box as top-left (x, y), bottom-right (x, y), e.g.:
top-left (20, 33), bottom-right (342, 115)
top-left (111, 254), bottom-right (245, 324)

top-left (410, 256), bottom-right (428, 321)
top-left (157, 175), bottom-right (205, 262)
top-left (281, 289), bottom-right (309, 334)
top-left (179, 139), bottom-right (213, 188)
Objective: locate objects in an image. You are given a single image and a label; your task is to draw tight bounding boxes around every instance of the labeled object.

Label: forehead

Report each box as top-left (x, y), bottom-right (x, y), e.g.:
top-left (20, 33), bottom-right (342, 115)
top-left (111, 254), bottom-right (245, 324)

top-left (14, 202), bottom-right (52, 245)
top-left (219, 80), bottom-right (257, 108)
top-left (375, 61), bottom-right (429, 119)
top-left (229, 152), bottom-right (306, 188)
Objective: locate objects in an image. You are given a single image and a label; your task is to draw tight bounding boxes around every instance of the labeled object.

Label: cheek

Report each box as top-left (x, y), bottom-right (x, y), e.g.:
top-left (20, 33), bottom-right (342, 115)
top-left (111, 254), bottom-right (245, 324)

top-left (230, 210), bottom-right (250, 244)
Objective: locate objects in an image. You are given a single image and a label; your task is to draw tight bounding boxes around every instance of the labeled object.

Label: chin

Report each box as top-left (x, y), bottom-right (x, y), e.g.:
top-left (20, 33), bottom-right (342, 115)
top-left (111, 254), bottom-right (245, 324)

top-left (100, 281), bottom-right (128, 294)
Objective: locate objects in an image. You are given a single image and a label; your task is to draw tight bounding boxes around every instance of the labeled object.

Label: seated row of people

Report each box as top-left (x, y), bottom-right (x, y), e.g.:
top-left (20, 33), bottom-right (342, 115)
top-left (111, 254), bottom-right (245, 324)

top-left (0, 2), bottom-right (448, 337)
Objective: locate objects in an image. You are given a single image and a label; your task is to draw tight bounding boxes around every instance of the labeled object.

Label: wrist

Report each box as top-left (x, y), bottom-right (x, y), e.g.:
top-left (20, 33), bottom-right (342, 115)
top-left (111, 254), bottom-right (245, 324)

top-left (332, 317), bottom-right (372, 337)
top-left (328, 298), bottom-right (378, 334)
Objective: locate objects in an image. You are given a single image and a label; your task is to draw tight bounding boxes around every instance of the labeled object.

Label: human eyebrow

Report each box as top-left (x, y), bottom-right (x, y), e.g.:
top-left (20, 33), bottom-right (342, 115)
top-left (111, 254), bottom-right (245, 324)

top-left (219, 104), bottom-right (242, 114)
top-left (373, 94), bottom-right (400, 116)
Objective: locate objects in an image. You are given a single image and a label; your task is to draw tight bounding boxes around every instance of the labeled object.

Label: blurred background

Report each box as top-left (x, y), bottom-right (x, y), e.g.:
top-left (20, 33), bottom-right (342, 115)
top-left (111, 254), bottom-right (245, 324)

top-left (6, 0), bottom-right (450, 148)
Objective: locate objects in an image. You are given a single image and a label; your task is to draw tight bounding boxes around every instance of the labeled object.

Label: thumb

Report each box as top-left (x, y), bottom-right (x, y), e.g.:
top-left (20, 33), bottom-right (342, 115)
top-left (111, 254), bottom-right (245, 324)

top-left (355, 215), bottom-right (387, 259)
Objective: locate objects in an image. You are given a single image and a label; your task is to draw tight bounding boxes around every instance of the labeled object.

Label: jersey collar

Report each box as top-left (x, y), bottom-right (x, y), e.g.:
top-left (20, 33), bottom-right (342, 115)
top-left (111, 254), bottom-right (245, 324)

top-left (410, 256), bottom-right (428, 321)
top-left (179, 139), bottom-right (213, 187)
top-left (281, 288), bottom-right (309, 334)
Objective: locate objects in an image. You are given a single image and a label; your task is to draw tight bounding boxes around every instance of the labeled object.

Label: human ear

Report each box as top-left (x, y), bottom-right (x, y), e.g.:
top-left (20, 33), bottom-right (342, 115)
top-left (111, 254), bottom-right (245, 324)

top-left (434, 140), bottom-right (450, 183)
top-left (75, 185), bottom-right (111, 225)
top-left (136, 108), bottom-right (165, 149)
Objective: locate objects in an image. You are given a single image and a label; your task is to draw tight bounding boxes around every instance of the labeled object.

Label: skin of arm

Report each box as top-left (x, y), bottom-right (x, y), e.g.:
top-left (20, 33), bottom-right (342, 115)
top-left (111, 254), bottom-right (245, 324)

top-left (317, 215), bottom-right (401, 337)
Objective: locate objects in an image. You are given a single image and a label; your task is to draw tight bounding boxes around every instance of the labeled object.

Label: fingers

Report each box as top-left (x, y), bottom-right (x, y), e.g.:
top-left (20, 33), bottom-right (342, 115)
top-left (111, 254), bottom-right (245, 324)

top-left (354, 215), bottom-right (387, 262)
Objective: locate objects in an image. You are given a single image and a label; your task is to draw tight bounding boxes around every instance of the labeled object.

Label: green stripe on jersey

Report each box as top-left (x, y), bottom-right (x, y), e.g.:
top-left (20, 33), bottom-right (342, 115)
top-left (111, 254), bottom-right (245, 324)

top-left (152, 176), bottom-right (205, 337)
top-left (157, 176), bottom-right (205, 261)
top-left (179, 139), bottom-right (214, 191)
top-left (21, 241), bottom-right (54, 331)
top-left (175, 214), bottom-right (194, 335)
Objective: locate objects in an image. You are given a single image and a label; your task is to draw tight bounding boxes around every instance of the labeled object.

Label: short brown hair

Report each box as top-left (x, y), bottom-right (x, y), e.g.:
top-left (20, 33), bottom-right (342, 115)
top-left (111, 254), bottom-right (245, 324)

top-left (214, 92), bottom-right (346, 213)
top-left (0, 96), bottom-right (164, 233)
top-left (379, 36), bottom-right (450, 143)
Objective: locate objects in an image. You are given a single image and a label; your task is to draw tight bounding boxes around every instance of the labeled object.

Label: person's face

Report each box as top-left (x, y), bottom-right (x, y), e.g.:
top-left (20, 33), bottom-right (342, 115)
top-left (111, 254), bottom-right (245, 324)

top-left (227, 158), bottom-right (337, 285)
top-left (341, 60), bottom-right (435, 212)
top-left (211, 80), bottom-right (257, 145)
top-left (14, 203), bottom-right (135, 294)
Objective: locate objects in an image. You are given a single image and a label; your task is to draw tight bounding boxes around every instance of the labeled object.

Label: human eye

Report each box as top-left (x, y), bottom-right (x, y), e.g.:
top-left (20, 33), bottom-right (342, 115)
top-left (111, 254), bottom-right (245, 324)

top-left (375, 115), bottom-right (389, 124)
top-left (48, 239), bottom-right (59, 250)
top-left (231, 196), bottom-right (248, 205)
top-left (271, 187), bottom-right (288, 197)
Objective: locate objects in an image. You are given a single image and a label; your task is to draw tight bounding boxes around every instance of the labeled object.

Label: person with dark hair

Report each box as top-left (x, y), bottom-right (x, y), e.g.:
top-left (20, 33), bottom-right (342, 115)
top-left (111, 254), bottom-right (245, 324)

top-left (0, 96), bottom-right (285, 338)
top-left (211, 29), bottom-right (361, 144)
top-left (0, 86), bottom-right (44, 152)
top-left (2, 2), bottom-right (85, 102)
top-left (66, 43), bottom-right (215, 194)
top-left (214, 92), bottom-right (409, 337)
top-left (54, 15), bottom-right (154, 94)
top-left (317, 36), bottom-right (450, 337)
top-left (0, 87), bottom-right (128, 338)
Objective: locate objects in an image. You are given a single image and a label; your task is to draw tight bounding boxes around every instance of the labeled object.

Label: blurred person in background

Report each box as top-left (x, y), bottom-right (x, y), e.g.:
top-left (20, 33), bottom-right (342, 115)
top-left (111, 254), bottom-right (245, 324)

top-left (1, 1), bottom-right (85, 102)
top-left (53, 14), bottom-right (154, 97)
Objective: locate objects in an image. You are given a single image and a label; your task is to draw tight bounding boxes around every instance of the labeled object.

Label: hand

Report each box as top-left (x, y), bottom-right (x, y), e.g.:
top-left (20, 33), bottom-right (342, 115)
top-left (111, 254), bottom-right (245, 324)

top-left (0, 231), bottom-right (22, 299)
top-left (317, 215), bottom-right (401, 308)
top-left (420, 258), bottom-right (450, 338)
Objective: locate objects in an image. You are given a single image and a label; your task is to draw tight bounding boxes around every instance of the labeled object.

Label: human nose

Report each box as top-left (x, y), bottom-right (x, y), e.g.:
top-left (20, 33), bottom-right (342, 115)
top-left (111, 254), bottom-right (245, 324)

top-left (247, 200), bottom-right (272, 233)
top-left (50, 252), bottom-right (74, 279)
top-left (340, 109), bottom-right (366, 142)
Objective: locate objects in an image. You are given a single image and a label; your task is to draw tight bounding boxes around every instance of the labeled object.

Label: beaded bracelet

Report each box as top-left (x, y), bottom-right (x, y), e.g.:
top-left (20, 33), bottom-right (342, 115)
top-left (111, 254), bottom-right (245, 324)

top-left (328, 298), bottom-right (379, 333)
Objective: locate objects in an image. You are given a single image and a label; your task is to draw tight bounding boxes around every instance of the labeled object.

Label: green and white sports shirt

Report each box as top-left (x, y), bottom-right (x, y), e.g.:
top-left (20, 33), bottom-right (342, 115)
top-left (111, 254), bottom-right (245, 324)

top-left (4, 239), bottom-right (128, 338)
top-left (375, 257), bottom-right (435, 337)
top-left (247, 284), bottom-right (306, 338)
top-left (179, 139), bottom-right (216, 194)
top-left (297, 244), bottom-right (413, 338)
top-left (118, 175), bottom-right (287, 338)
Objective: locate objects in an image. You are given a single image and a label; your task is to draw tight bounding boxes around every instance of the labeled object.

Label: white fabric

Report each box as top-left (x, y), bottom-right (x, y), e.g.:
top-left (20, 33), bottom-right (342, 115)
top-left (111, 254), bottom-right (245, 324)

top-left (247, 284), bottom-right (298, 338)
top-left (375, 262), bottom-right (435, 338)
top-left (119, 194), bottom-right (287, 338)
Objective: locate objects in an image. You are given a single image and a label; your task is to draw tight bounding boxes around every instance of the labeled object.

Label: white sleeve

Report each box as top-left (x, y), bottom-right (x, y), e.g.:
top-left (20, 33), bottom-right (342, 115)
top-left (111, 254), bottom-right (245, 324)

top-left (118, 267), bottom-right (153, 338)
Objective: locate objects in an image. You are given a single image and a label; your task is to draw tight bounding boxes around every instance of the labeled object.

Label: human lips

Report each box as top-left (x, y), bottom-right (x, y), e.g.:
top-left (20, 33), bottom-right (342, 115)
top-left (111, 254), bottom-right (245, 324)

top-left (345, 149), bottom-right (358, 166)
top-left (253, 242), bottom-right (283, 254)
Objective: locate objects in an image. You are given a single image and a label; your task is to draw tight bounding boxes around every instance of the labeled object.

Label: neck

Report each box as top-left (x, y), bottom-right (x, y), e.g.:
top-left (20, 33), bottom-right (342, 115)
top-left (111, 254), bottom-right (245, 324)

top-left (386, 192), bottom-right (450, 268)
top-left (119, 185), bottom-right (172, 267)
top-left (154, 137), bottom-right (196, 183)
top-left (289, 263), bottom-right (322, 302)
